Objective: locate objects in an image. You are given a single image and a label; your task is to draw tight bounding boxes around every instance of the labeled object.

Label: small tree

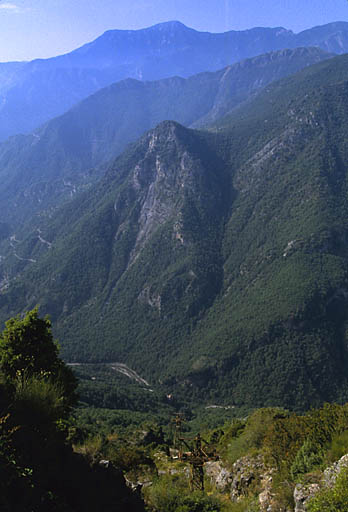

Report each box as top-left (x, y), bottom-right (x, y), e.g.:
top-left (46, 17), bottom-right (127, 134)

top-left (0, 308), bottom-right (77, 408)
top-left (290, 439), bottom-right (324, 480)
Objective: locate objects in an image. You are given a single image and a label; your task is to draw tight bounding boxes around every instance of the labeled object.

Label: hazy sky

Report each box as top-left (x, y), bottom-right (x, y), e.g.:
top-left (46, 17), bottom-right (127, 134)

top-left (1, 0), bottom-right (348, 62)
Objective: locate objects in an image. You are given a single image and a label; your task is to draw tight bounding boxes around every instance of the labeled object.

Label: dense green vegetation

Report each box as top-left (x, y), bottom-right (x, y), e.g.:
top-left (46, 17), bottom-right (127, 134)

top-left (74, 399), bottom-right (348, 512)
top-left (2, 310), bottom-right (348, 511)
top-left (4, 54), bottom-right (348, 410)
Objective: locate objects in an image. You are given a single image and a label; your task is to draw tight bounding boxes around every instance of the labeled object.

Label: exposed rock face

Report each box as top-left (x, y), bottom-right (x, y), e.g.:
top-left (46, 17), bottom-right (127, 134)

top-left (126, 124), bottom-right (209, 261)
top-left (294, 483), bottom-right (320, 512)
top-left (323, 453), bottom-right (348, 487)
top-left (258, 472), bottom-right (277, 512)
top-left (205, 461), bottom-right (233, 492)
top-left (230, 455), bottom-right (265, 501)
top-left (293, 453), bottom-right (348, 511)
top-left (205, 455), bottom-right (280, 510)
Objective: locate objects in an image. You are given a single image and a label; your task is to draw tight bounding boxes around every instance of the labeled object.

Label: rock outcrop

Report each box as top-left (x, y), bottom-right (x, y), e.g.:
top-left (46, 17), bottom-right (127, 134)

top-left (205, 455), bottom-right (277, 510)
top-left (205, 461), bottom-right (233, 492)
top-left (293, 483), bottom-right (320, 512)
top-left (293, 453), bottom-right (348, 511)
top-left (230, 455), bottom-right (265, 501)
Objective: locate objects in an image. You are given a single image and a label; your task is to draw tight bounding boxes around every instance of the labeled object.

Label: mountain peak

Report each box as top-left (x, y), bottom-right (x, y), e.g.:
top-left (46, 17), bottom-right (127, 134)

top-left (99, 20), bottom-right (191, 38)
top-left (151, 119), bottom-right (185, 133)
top-left (145, 120), bottom-right (193, 148)
top-left (149, 20), bottom-right (189, 31)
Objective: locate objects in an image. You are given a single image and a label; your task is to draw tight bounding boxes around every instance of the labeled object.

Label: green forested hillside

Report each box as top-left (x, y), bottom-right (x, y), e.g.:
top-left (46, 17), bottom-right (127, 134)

top-left (3, 54), bottom-right (348, 410)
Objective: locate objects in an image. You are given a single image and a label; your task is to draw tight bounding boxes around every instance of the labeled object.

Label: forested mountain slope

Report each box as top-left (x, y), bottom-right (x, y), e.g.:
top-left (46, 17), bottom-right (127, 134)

top-left (2, 54), bottom-right (348, 410)
top-left (0, 19), bottom-right (347, 140)
top-left (0, 47), bottom-right (330, 233)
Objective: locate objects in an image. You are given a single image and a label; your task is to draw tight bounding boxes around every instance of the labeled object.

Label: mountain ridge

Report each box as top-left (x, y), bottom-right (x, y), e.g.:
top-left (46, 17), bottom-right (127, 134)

top-left (0, 20), bottom-right (347, 141)
top-left (0, 46), bottom-right (331, 236)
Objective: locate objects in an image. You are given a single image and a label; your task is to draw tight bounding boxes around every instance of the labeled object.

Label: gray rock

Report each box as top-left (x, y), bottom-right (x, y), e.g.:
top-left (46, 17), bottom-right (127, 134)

top-left (323, 453), bottom-right (348, 487)
top-left (230, 455), bottom-right (265, 501)
top-left (205, 461), bottom-right (233, 492)
top-left (293, 453), bottom-right (348, 511)
top-left (294, 483), bottom-right (320, 512)
top-left (99, 459), bottom-right (111, 468)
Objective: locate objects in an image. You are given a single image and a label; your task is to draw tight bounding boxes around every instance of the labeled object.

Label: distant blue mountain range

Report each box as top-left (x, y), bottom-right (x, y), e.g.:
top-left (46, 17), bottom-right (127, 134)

top-left (0, 20), bottom-right (348, 141)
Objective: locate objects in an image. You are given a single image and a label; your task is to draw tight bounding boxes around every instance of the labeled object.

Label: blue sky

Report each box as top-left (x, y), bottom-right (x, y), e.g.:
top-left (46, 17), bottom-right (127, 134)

top-left (1, 0), bottom-right (348, 62)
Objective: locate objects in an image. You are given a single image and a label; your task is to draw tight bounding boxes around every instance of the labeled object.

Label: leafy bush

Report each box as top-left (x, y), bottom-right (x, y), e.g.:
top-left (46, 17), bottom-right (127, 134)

top-left (263, 403), bottom-right (348, 475)
top-left (145, 474), bottom-right (222, 512)
top-left (13, 375), bottom-right (69, 425)
top-left (290, 440), bottom-right (324, 480)
top-left (326, 430), bottom-right (348, 463)
top-left (175, 492), bottom-right (221, 512)
top-left (73, 434), bottom-right (106, 464)
top-left (225, 408), bottom-right (287, 465)
top-left (0, 308), bottom-right (77, 409)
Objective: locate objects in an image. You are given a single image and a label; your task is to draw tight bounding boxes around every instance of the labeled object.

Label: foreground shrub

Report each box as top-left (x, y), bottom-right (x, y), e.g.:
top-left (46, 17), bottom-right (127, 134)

top-left (290, 440), bottom-right (324, 480)
top-left (145, 474), bottom-right (222, 512)
top-left (326, 429), bottom-right (348, 464)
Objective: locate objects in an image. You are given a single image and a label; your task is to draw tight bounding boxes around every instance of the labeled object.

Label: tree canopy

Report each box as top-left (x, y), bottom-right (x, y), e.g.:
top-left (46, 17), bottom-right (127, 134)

top-left (0, 308), bottom-right (77, 408)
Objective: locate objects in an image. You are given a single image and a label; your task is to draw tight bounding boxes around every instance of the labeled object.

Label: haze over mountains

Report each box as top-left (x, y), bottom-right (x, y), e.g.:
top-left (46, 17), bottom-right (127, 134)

top-left (1, 20), bottom-right (348, 141)
top-left (0, 46), bottom-right (330, 234)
